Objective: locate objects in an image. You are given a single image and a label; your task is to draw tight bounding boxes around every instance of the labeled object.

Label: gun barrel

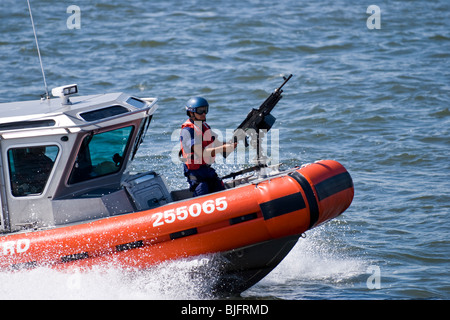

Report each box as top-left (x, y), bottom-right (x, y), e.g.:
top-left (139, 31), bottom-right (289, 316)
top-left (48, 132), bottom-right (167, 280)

top-left (275, 74), bottom-right (293, 93)
top-left (231, 74), bottom-right (292, 142)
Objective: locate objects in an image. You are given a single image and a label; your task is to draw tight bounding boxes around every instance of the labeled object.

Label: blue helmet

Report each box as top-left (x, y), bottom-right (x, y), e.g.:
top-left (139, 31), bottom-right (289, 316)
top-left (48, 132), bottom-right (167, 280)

top-left (185, 97), bottom-right (209, 115)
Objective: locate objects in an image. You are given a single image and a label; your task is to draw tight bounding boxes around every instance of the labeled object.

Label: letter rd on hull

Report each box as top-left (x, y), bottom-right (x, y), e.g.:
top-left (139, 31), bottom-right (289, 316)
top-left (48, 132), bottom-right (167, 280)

top-left (1, 239), bottom-right (30, 256)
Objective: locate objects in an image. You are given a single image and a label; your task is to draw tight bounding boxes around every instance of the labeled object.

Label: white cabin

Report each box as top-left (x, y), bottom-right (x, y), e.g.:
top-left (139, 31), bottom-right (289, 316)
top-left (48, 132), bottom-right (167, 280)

top-left (0, 85), bottom-right (173, 233)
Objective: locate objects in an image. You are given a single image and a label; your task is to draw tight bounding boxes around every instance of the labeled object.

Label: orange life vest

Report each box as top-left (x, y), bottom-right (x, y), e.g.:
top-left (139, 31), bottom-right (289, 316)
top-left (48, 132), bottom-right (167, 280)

top-left (180, 119), bottom-right (215, 170)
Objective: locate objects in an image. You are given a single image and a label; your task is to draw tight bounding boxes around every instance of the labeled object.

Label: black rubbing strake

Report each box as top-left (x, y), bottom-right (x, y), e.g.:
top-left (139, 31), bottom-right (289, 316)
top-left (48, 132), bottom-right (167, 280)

top-left (314, 171), bottom-right (353, 201)
top-left (229, 213), bottom-right (258, 225)
top-left (10, 261), bottom-right (38, 270)
top-left (170, 228), bottom-right (198, 240)
top-left (260, 192), bottom-right (306, 220)
top-left (288, 171), bottom-right (320, 228)
top-left (116, 240), bottom-right (144, 252)
top-left (61, 252), bottom-right (89, 263)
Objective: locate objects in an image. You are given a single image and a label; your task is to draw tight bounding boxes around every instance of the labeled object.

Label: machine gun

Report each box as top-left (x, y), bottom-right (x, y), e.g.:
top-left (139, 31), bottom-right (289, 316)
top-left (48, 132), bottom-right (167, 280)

top-left (231, 74), bottom-right (292, 145)
top-left (229, 74), bottom-right (292, 164)
top-left (219, 74), bottom-right (293, 181)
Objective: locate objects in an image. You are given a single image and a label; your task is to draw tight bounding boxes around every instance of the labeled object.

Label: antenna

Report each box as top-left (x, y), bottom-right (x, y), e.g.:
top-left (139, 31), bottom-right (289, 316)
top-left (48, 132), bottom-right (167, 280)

top-left (27, 0), bottom-right (49, 100)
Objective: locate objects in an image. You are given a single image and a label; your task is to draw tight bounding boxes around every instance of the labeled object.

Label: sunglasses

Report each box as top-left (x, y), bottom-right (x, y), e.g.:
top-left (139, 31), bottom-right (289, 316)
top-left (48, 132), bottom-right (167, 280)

top-left (195, 106), bottom-right (209, 115)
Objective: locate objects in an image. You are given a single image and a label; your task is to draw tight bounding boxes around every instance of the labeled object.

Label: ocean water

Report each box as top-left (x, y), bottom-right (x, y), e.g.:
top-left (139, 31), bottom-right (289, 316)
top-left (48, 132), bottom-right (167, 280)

top-left (0, 0), bottom-right (448, 299)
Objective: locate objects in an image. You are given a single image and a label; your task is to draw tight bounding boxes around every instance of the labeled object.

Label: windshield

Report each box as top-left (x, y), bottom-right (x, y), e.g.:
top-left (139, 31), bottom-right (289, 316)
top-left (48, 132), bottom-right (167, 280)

top-left (69, 126), bottom-right (133, 184)
top-left (8, 145), bottom-right (59, 197)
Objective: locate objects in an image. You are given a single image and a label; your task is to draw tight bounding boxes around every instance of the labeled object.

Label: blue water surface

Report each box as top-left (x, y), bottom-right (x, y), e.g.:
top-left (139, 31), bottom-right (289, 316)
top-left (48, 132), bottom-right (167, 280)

top-left (0, 0), bottom-right (448, 299)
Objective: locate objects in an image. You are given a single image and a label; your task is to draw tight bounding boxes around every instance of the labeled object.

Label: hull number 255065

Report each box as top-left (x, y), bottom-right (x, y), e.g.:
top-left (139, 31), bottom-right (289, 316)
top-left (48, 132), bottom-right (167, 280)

top-left (152, 197), bottom-right (228, 227)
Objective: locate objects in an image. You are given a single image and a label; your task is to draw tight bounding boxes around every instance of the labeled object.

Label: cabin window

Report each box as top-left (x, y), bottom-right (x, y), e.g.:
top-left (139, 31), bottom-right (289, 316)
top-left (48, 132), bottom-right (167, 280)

top-left (0, 119), bottom-right (55, 131)
top-left (126, 97), bottom-right (146, 109)
top-left (69, 126), bottom-right (133, 184)
top-left (8, 145), bottom-right (59, 197)
top-left (79, 106), bottom-right (129, 122)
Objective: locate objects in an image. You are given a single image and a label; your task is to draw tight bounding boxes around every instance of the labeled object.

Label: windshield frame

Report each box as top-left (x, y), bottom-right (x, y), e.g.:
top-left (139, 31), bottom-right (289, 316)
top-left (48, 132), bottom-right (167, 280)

top-left (68, 125), bottom-right (135, 185)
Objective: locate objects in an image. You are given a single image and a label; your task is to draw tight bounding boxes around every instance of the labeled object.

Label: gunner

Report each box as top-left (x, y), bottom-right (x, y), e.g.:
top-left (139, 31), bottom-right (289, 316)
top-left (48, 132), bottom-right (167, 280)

top-left (179, 97), bottom-right (237, 197)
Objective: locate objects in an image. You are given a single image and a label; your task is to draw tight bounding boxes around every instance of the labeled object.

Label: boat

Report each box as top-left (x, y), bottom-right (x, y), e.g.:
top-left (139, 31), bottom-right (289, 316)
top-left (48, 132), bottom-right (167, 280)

top-left (0, 84), bottom-right (354, 295)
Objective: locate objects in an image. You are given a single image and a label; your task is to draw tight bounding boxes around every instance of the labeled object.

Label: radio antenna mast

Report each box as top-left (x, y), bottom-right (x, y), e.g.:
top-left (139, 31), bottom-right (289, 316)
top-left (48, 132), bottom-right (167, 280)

top-left (27, 0), bottom-right (49, 99)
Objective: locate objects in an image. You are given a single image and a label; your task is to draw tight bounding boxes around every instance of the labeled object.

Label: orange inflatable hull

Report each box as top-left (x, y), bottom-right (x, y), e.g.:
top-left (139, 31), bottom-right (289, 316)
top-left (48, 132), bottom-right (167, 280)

top-left (0, 160), bottom-right (353, 272)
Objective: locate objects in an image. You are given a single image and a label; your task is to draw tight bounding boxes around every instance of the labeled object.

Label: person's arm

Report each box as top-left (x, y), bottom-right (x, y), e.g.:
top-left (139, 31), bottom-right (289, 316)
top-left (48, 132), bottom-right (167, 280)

top-left (205, 142), bottom-right (237, 158)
